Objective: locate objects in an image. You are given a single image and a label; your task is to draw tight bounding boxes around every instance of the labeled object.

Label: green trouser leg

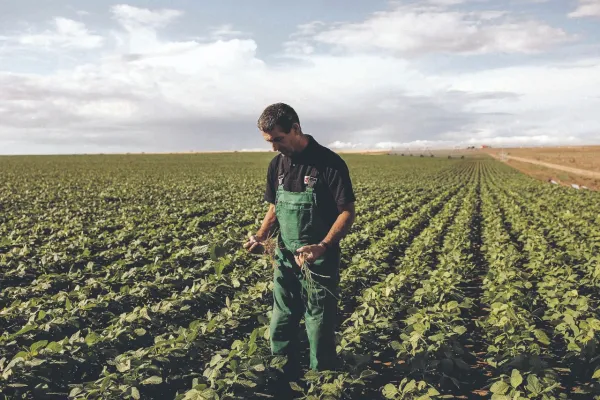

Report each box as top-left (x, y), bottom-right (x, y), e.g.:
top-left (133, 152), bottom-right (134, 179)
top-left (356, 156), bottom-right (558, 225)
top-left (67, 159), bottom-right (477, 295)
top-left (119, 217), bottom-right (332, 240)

top-left (270, 255), bottom-right (303, 378)
top-left (302, 266), bottom-right (339, 371)
top-left (270, 247), bottom-right (340, 372)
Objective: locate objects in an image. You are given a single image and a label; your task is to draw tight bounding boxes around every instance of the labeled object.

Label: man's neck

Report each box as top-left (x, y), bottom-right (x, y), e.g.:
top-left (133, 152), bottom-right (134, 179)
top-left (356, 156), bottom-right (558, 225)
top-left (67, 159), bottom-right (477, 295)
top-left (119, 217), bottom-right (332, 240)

top-left (297, 134), bottom-right (310, 152)
top-left (291, 134), bottom-right (310, 157)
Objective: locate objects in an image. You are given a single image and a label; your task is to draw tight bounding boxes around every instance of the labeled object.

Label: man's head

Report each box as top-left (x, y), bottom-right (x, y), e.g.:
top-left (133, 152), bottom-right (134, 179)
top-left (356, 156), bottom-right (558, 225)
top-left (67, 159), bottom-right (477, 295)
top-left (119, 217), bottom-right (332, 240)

top-left (257, 103), bottom-right (307, 156)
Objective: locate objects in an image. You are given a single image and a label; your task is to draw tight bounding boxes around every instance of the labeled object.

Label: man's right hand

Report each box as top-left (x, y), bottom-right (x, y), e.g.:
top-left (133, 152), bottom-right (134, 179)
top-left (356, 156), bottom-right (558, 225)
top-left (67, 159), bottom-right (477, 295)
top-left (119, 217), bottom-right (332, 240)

top-left (243, 234), bottom-right (265, 254)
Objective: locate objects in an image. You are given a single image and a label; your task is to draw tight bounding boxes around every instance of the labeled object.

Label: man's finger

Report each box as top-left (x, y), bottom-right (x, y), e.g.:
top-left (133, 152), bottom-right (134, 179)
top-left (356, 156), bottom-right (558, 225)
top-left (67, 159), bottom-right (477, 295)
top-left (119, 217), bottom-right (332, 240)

top-left (295, 253), bottom-right (306, 267)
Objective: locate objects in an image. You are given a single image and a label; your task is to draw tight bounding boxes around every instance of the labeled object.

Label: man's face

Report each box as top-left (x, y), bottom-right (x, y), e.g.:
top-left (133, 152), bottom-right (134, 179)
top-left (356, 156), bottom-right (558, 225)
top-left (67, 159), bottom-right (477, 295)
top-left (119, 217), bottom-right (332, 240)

top-left (262, 125), bottom-right (298, 156)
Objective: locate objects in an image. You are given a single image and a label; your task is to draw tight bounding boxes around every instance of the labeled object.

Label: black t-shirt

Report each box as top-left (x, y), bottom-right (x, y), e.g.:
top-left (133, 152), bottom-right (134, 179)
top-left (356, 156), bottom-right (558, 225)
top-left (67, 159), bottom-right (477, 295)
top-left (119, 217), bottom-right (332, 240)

top-left (264, 135), bottom-right (356, 230)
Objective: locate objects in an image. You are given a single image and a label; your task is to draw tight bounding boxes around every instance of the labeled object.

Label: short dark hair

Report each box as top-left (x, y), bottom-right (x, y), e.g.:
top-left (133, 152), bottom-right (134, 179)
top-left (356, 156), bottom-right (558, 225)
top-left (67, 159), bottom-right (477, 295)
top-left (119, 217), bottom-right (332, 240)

top-left (257, 103), bottom-right (300, 134)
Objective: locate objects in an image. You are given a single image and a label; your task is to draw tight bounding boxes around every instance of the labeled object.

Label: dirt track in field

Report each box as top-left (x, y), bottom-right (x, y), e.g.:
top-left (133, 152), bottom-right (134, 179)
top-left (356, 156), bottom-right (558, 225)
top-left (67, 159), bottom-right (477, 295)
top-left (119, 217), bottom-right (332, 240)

top-left (488, 153), bottom-right (600, 179)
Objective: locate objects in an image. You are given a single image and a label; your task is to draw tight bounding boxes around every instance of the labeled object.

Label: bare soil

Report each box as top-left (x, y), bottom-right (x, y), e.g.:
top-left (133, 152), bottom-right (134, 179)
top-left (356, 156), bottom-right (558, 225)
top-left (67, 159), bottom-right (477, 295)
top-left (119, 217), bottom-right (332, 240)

top-left (499, 145), bottom-right (600, 172)
top-left (483, 145), bottom-right (600, 190)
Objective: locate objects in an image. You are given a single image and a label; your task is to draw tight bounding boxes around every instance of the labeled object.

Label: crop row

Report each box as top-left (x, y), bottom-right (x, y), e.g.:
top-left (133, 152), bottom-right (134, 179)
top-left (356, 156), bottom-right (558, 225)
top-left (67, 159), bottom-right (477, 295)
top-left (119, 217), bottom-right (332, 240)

top-left (188, 165), bottom-right (477, 399)
top-left (66, 165), bottom-right (473, 399)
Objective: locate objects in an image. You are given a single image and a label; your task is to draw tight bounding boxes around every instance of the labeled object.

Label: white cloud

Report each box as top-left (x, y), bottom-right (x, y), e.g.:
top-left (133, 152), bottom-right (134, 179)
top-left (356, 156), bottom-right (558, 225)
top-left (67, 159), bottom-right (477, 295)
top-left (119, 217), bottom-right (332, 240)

top-left (9, 17), bottom-right (103, 50)
top-left (424, 0), bottom-right (468, 5)
top-left (289, 4), bottom-right (573, 56)
top-left (568, 0), bottom-right (600, 18)
top-left (0, 3), bottom-right (599, 154)
top-left (374, 139), bottom-right (456, 149)
top-left (111, 4), bottom-right (183, 29)
top-left (328, 141), bottom-right (365, 149)
top-left (208, 24), bottom-right (247, 40)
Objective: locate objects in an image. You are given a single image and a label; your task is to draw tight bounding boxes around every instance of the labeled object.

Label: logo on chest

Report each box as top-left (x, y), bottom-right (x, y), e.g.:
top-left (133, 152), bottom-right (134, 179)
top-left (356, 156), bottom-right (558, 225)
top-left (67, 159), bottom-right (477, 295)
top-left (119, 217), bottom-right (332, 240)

top-left (304, 176), bottom-right (318, 186)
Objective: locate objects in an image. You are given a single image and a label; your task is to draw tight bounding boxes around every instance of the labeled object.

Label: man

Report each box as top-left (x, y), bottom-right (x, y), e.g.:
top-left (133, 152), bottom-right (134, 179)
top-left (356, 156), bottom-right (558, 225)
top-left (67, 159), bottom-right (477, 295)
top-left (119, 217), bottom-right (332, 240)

top-left (243, 102), bottom-right (356, 384)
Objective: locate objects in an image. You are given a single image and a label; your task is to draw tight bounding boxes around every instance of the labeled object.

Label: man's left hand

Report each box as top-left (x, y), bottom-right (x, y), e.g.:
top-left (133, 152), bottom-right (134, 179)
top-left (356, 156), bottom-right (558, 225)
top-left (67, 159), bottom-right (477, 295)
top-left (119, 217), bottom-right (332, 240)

top-left (295, 244), bottom-right (326, 267)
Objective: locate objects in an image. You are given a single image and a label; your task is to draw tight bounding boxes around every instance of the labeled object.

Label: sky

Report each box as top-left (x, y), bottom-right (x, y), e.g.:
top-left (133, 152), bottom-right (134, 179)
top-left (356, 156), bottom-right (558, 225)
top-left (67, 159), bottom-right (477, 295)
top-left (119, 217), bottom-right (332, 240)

top-left (1, 0), bottom-right (600, 154)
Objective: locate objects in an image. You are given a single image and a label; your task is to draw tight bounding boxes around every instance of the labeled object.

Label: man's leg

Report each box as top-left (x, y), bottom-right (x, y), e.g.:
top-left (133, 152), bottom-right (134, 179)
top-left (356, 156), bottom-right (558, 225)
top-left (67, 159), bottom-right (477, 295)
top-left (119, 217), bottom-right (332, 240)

top-left (270, 253), bottom-right (303, 380)
top-left (303, 266), bottom-right (340, 371)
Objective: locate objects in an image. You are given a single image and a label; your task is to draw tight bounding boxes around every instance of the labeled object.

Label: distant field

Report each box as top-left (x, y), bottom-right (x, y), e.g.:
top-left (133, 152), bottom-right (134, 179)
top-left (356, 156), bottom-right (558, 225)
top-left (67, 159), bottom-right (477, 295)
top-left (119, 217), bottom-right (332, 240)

top-left (482, 145), bottom-right (600, 190)
top-left (500, 145), bottom-right (600, 172)
top-left (386, 149), bottom-right (486, 159)
top-left (1, 154), bottom-right (599, 399)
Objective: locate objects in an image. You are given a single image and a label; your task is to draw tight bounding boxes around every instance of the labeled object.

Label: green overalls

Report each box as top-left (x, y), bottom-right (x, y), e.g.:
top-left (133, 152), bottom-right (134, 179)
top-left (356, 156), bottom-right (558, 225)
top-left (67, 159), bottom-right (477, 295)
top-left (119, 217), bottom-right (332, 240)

top-left (270, 160), bottom-right (340, 375)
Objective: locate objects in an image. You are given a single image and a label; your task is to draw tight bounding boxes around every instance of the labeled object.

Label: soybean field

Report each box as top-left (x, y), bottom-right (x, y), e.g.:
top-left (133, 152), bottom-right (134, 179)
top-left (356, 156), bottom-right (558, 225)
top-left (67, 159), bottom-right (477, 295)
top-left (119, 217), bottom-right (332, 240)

top-left (1, 153), bottom-right (599, 400)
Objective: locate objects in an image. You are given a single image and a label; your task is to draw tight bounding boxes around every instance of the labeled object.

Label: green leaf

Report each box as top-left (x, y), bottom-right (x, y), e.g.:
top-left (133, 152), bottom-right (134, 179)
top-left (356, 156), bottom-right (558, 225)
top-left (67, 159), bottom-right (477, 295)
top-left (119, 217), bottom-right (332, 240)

top-left (14, 324), bottom-right (36, 337)
top-left (209, 244), bottom-right (227, 261)
top-left (592, 369), bottom-right (600, 380)
top-left (69, 387), bottom-right (83, 397)
top-left (116, 359), bottom-right (131, 372)
top-left (359, 369), bottom-right (378, 379)
top-left (490, 380), bottom-right (509, 395)
top-left (46, 342), bottom-right (63, 353)
top-left (321, 383), bottom-right (338, 394)
top-left (510, 369), bottom-right (523, 388)
top-left (85, 332), bottom-right (100, 346)
top-left (252, 363), bottom-right (265, 372)
top-left (403, 379), bottom-right (417, 393)
top-left (289, 382), bottom-right (304, 392)
top-left (141, 376), bottom-right (163, 385)
top-left (534, 329), bottom-right (550, 345)
top-left (428, 333), bottom-right (445, 342)
top-left (134, 328), bottom-right (147, 336)
top-left (453, 326), bottom-right (467, 335)
top-left (567, 341), bottom-right (581, 352)
top-left (382, 383), bottom-right (398, 398)
top-left (14, 351), bottom-right (29, 360)
top-left (446, 301), bottom-right (459, 310)
top-left (130, 387), bottom-right (140, 399)
top-left (588, 319), bottom-right (600, 331)
top-left (30, 340), bottom-right (48, 353)
top-left (526, 374), bottom-right (542, 394)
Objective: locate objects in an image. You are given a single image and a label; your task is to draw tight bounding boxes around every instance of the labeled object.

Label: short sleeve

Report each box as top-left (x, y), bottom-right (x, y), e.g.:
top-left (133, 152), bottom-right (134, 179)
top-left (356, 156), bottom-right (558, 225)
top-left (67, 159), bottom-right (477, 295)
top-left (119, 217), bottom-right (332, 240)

top-left (327, 160), bottom-right (356, 206)
top-left (264, 156), bottom-right (278, 204)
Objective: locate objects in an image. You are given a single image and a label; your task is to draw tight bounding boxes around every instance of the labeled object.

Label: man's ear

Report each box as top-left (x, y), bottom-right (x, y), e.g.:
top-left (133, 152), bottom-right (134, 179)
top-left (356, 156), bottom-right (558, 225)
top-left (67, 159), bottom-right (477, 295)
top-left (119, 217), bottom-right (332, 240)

top-left (291, 123), bottom-right (301, 135)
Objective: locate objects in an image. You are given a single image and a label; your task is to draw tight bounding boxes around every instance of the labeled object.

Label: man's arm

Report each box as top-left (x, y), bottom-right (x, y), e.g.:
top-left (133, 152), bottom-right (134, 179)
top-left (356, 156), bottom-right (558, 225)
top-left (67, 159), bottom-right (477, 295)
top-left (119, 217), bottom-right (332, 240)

top-left (255, 203), bottom-right (277, 241)
top-left (321, 202), bottom-right (355, 247)
top-left (295, 202), bottom-right (355, 265)
top-left (244, 203), bottom-right (278, 254)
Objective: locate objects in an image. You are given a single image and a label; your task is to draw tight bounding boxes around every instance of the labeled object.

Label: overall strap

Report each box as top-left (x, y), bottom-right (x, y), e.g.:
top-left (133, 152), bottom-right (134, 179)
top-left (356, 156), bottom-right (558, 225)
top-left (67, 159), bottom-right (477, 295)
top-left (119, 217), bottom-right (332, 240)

top-left (276, 154), bottom-right (287, 188)
top-left (306, 164), bottom-right (321, 189)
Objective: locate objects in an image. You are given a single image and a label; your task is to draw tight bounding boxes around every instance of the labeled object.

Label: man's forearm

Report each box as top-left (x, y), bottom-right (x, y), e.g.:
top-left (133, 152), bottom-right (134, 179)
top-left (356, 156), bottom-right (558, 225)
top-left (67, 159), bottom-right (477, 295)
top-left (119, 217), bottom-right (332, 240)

top-left (256, 204), bottom-right (278, 241)
top-left (322, 209), bottom-right (355, 246)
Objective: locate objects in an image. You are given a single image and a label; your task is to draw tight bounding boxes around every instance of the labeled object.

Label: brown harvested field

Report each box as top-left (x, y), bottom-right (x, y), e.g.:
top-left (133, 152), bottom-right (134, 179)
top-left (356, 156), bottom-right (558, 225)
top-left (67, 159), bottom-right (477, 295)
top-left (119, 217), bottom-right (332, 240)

top-left (483, 145), bottom-right (600, 190)
top-left (498, 145), bottom-right (600, 172)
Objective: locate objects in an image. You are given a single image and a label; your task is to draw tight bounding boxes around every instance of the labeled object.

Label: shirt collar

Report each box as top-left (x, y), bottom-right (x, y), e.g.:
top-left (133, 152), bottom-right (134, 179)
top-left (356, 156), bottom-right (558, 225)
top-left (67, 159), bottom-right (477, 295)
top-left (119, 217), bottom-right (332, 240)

top-left (291, 134), bottom-right (317, 162)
